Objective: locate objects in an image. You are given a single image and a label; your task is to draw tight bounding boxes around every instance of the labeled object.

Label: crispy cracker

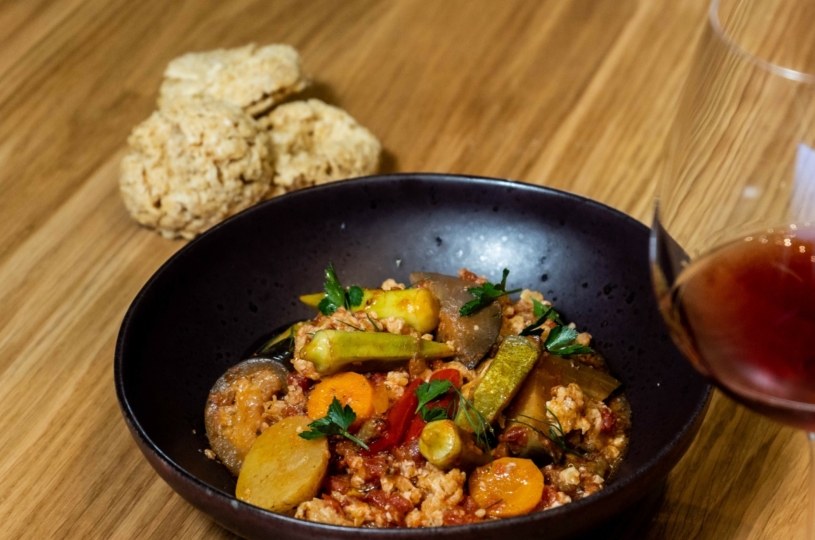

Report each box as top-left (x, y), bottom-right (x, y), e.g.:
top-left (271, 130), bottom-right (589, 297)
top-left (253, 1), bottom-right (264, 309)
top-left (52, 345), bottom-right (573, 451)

top-left (159, 43), bottom-right (309, 117)
top-left (119, 96), bottom-right (274, 239)
top-left (261, 99), bottom-right (381, 193)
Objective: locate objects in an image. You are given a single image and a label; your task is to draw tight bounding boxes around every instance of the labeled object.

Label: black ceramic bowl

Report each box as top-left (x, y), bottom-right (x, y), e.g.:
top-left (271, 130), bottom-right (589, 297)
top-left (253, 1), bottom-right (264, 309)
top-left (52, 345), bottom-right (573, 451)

top-left (115, 174), bottom-right (710, 540)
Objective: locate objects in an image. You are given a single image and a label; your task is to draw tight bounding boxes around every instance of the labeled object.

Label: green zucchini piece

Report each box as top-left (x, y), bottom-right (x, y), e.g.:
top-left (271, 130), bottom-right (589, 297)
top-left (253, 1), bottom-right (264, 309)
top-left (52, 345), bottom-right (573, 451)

top-left (299, 330), bottom-right (455, 376)
top-left (458, 335), bottom-right (540, 429)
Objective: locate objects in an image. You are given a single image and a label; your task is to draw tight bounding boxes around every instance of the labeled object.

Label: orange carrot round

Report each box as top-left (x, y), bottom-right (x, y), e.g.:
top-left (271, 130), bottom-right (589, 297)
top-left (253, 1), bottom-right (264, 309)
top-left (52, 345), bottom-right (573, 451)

top-left (307, 372), bottom-right (375, 427)
top-left (468, 457), bottom-right (544, 517)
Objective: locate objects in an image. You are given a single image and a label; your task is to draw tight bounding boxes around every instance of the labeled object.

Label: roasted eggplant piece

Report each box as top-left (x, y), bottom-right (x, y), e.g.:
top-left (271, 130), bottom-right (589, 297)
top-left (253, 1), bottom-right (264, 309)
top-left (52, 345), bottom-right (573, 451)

top-left (300, 330), bottom-right (455, 376)
top-left (204, 358), bottom-right (290, 475)
top-left (410, 272), bottom-right (501, 368)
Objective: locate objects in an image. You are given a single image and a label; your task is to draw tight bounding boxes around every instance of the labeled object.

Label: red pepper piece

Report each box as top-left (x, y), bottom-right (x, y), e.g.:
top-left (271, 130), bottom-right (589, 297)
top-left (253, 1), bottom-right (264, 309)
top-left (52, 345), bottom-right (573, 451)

top-left (427, 368), bottom-right (461, 414)
top-left (405, 415), bottom-right (427, 443)
top-left (429, 368), bottom-right (461, 387)
top-left (405, 369), bottom-right (463, 443)
top-left (364, 379), bottom-right (423, 454)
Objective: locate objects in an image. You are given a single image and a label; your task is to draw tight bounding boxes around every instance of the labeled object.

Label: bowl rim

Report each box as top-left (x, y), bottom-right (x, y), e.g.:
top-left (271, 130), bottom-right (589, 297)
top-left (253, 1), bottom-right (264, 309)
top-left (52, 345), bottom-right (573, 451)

top-left (114, 173), bottom-right (711, 535)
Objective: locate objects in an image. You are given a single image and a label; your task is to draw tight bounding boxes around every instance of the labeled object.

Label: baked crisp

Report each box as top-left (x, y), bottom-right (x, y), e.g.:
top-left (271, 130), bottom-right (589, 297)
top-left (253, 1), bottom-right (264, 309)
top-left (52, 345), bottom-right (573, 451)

top-left (159, 43), bottom-right (309, 117)
top-left (119, 96), bottom-right (273, 239)
top-left (260, 99), bottom-right (381, 193)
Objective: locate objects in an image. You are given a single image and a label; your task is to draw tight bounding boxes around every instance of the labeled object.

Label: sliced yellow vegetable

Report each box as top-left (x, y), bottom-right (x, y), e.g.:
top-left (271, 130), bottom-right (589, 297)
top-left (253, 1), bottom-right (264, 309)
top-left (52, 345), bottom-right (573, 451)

top-left (236, 416), bottom-right (330, 513)
top-left (257, 321), bottom-right (305, 352)
top-left (300, 330), bottom-right (455, 376)
top-left (419, 420), bottom-right (491, 469)
top-left (457, 335), bottom-right (540, 430)
top-left (469, 457), bottom-right (544, 517)
top-left (299, 288), bottom-right (440, 334)
top-left (506, 352), bottom-right (621, 427)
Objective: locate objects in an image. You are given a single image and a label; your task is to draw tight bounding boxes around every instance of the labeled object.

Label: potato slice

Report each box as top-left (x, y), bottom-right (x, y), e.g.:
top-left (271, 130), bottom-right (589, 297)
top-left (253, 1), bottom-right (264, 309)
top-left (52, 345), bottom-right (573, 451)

top-left (236, 416), bottom-right (330, 513)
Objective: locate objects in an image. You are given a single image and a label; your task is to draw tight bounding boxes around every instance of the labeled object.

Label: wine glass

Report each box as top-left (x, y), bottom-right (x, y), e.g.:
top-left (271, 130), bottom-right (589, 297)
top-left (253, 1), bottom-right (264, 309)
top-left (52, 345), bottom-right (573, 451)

top-left (651, 0), bottom-right (815, 536)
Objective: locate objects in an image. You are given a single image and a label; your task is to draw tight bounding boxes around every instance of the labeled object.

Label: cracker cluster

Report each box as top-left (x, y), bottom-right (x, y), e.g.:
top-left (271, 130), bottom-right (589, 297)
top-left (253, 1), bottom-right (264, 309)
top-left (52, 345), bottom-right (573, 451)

top-left (120, 43), bottom-right (381, 239)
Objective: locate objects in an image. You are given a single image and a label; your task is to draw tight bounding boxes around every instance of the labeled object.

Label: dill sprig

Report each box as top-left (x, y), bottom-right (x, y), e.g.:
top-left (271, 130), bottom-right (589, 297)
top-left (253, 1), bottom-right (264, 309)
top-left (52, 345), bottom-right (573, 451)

top-left (337, 320), bottom-right (364, 332)
top-left (454, 388), bottom-right (495, 457)
top-left (366, 313), bottom-right (381, 332)
top-left (510, 409), bottom-right (583, 458)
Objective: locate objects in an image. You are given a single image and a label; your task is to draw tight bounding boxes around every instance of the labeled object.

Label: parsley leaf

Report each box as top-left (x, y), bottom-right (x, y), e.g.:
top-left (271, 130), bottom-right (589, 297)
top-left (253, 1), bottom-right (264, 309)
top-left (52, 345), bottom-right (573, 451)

top-left (459, 268), bottom-right (522, 316)
top-left (347, 286), bottom-right (364, 308)
top-left (318, 262), bottom-right (363, 315)
top-left (533, 298), bottom-right (564, 325)
top-left (520, 304), bottom-right (565, 336)
top-left (421, 407), bottom-right (450, 422)
top-left (545, 326), bottom-right (594, 355)
top-left (298, 397), bottom-right (370, 450)
top-left (415, 379), bottom-right (454, 413)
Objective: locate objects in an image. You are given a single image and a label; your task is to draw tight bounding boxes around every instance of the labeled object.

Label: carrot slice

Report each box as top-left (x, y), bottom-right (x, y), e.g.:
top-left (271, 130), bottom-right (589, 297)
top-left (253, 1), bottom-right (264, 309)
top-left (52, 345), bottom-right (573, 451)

top-left (468, 457), bottom-right (544, 517)
top-left (307, 372), bottom-right (375, 427)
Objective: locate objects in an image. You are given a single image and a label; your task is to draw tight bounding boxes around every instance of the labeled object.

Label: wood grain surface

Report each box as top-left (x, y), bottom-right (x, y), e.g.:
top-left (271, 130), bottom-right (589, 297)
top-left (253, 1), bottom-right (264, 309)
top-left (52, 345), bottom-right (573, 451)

top-left (0, 0), bottom-right (808, 538)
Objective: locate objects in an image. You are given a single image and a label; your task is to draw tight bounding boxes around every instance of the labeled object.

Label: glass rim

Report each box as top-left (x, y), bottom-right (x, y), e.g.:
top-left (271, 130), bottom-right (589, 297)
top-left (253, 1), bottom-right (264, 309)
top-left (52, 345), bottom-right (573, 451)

top-left (709, 0), bottom-right (815, 85)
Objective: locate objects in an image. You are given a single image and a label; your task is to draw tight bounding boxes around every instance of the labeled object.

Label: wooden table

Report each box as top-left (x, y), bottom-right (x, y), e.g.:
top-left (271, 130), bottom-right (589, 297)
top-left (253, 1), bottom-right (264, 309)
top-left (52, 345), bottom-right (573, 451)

top-left (0, 0), bottom-right (808, 538)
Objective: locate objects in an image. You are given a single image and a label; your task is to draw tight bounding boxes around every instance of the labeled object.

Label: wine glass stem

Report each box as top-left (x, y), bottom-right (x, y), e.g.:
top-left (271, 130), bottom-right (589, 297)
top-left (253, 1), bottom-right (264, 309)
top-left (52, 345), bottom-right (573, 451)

top-left (810, 433), bottom-right (815, 540)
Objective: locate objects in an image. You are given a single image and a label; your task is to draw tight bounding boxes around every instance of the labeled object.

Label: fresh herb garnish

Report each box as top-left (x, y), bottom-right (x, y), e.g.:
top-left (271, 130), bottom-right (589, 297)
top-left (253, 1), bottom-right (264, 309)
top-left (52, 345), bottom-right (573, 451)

top-left (414, 380), bottom-right (494, 455)
top-left (299, 397), bottom-right (370, 450)
top-left (519, 299), bottom-right (593, 355)
top-left (337, 320), bottom-right (364, 332)
top-left (318, 262), bottom-right (364, 315)
top-left (511, 409), bottom-right (583, 458)
top-left (456, 391), bottom-right (494, 456)
top-left (420, 406), bottom-right (450, 422)
top-left (533, 298), bottom-right (564, 324)
top-left (520, 306), bottom-right (556, 336)
top-left (545, 326), bottom-right (594, 355)
top-left (348, 285), bottom-right (364, 307)
top-left (366, 313), bottom-right (381, 332)
top-left (415, 379), bottom-right (454, 413)
top-left (459, 268), bottom-right (522, 316)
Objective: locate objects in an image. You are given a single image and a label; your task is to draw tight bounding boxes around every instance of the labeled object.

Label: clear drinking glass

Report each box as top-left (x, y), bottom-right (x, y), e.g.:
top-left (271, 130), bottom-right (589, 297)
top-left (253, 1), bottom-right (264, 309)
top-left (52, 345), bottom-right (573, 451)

top-left (651, 0), bottom-right (815, 536)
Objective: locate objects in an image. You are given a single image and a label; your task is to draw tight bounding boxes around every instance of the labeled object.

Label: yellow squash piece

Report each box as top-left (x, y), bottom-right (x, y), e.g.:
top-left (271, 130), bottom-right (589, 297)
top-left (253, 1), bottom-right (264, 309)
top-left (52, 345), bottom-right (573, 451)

top-left (458, 335), bottom-right (540, 430)
top-left (236, 416), bottom-right (330, 513)
top-left (419, 420), bottom-right (491, 469)
top-left (299, 288), bottom-right (440, 334)
top-left (300, 330), bottom-right (455, 376)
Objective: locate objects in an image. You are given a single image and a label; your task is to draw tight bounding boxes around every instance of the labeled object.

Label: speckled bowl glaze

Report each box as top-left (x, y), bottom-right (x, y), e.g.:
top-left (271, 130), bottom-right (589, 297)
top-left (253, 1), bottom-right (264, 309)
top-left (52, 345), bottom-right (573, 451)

top-left (115, 174), bottom-right (710, 539)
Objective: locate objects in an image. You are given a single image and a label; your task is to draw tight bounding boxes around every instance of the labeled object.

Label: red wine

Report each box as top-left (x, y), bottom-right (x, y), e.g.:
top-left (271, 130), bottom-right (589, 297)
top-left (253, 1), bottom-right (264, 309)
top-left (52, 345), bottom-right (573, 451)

top-left (664, 226), bottom-right (815, 430)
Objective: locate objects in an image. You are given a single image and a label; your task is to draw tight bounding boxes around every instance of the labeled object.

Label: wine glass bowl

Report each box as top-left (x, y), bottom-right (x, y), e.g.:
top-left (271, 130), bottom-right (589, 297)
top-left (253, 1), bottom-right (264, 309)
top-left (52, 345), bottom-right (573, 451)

top-left (653, 0), bottom-right (815, 423)
top-left (652, 0), bottom-right (815, 535)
